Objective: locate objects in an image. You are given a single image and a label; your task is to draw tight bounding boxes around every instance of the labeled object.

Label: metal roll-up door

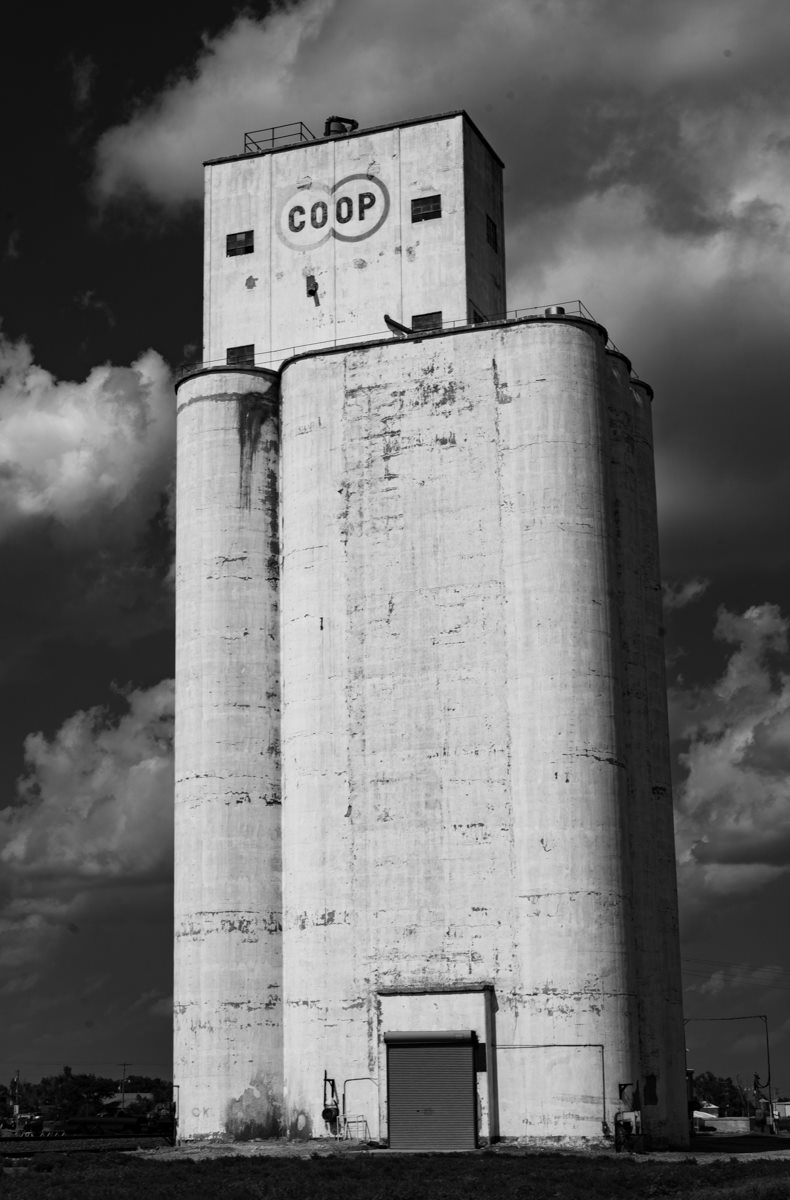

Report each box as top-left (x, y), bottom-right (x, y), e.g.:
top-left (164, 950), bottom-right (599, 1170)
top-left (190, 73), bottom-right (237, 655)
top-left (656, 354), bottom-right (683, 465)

top-left (385, 1031), bottom-right (477, 1149)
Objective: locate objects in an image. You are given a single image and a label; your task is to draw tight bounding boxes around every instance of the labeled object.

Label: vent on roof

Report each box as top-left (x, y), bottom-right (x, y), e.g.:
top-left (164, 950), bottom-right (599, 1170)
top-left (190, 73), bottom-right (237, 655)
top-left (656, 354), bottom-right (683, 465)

top-left (324, 115), bottom-right (359, 137)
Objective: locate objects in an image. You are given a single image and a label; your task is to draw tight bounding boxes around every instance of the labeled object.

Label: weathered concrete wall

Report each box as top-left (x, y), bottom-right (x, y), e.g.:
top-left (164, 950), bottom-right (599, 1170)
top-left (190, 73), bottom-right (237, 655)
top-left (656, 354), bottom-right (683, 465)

top-left (174, 367), bottom-right (282, 1140)
top-left (604, 355), bottom-right (687, 1146)
top-left (630, 376), bottom-right (688, 1145)
top-left (463, 119), bottom-right (506, 320)
top-left (278, 318), bottom-right (687, 1145)
top-left (203, 113), bottom-right (503, 367)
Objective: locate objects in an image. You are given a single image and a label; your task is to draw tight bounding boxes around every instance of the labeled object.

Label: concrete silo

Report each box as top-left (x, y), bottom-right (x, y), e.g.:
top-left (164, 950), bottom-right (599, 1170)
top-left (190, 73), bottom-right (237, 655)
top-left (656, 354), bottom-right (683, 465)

top-left (174, 110), bottom-right (688, 1148)
top-left (174, 367), bottom-right (282, 1139)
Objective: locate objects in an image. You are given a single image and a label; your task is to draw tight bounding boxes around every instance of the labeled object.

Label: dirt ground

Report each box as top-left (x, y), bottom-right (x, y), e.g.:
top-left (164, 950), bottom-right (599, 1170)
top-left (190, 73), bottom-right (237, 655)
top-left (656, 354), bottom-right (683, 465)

top-left (130, 1131), bottom-right (790, 1165)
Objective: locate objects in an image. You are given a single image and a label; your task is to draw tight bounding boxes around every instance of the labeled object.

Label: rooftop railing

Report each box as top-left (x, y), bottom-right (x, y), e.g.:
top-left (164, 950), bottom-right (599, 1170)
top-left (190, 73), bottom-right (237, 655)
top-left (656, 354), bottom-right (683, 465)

top-left (175, 301), bottom-right (638, 383)
top-left (243, 122), bottom-right (316, 154)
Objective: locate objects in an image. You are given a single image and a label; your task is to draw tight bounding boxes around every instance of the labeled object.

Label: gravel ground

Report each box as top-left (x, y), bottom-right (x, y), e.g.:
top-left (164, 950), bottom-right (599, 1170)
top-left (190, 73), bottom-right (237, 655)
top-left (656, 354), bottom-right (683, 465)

top-left (127, 1133), bottom-right (790, 1164)
top-left (7, 1131), bottom-right (790, 1165)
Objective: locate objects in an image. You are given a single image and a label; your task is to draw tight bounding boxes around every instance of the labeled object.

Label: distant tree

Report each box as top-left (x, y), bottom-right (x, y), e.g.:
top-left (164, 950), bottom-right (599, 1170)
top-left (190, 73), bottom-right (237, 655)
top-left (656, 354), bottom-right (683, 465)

top-left (4, 1069), bottom-right (171, 1119)
top-left (694, 1072), bottom-right (747, 1116)
top-left (31, 1068), bottom-right (116, 1119)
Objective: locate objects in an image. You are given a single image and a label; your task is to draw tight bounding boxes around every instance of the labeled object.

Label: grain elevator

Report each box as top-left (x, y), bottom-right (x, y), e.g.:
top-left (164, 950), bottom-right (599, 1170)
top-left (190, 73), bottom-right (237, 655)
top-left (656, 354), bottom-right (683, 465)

top-left (174, 110), bottom-right (688, 1149)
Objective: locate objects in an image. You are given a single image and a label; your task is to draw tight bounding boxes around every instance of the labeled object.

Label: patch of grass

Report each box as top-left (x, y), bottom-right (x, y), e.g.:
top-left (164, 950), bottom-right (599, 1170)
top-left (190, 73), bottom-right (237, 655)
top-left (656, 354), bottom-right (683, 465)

top-left (3, 1151), bottom-right (790, 1200)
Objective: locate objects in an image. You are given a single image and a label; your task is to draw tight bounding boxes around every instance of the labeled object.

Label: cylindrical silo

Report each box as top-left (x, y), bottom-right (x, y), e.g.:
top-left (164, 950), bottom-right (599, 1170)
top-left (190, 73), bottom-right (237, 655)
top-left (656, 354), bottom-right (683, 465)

top-left (605, 351), bottom-right (667, 1142)
top-left (174, 366), bottom-right (283, 1140)
top-left (631, 377), bottom-right (688, 1145)
top-left (494, 319), bottom-right (640, 1139)
top-left (277, 318), bottom-right (686, 1146)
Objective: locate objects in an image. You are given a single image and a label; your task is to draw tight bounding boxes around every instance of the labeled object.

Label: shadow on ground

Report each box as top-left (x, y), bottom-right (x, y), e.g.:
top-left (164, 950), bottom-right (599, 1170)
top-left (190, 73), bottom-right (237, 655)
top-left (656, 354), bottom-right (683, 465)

top-left (690, 1134), bottom-right (790, 1156)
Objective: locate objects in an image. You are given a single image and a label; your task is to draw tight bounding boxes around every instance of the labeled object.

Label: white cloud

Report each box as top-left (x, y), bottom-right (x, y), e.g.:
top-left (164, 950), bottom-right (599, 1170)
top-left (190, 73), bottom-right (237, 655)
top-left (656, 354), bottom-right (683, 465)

top-left (663, 577), bottom-right (709, 612)
top-left (95, 2), bottom-right (333, 204)
top-left (671, 604), bottom-right (790, 903)
top-left (86, 0), bottom-right (790, 582)
top-left (93, 0), bottom-right (790, 221)
top-left (1, 679), bottom-right (174, 886)
top-left (0, 333), bottom-right (174, 544)
top-left (0, 679), bottom-right (174, 1008)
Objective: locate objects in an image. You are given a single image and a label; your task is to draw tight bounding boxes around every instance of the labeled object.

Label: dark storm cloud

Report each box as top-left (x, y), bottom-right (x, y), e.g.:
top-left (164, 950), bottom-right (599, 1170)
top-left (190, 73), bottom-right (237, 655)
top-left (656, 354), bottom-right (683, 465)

top-left (92, 0), bottom-right (788, 218)
top-left (671, 604), bottom-right (790, 897)
top-left (90, 0), bottom-right (790, 588)
top-left (6, 0), bottom-right (785, 1086)
top-left (648, 289), bottom-right (790, 576)
top-left (692, 831), bottom-right (790, 867)
top-left (0, 681), bottom-right (174, 1072)
top-left (0, 519), bottom-right (171, 682)
top-left (1, 679), bottom-right (174, 887)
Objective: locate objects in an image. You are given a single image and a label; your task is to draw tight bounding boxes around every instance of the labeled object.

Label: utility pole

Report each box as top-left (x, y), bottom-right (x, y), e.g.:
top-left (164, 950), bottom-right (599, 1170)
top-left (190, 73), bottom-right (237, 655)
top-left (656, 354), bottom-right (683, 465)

top-left (119, 1063), bottom-right (130, 1110)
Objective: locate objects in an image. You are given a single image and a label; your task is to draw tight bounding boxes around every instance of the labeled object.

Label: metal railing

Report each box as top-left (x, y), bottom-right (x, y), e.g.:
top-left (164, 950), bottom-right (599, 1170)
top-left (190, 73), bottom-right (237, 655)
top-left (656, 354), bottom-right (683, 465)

top-left (175, 301), bottom-right (638, 383)
top-left (243, 122), bottom-right (316, 154)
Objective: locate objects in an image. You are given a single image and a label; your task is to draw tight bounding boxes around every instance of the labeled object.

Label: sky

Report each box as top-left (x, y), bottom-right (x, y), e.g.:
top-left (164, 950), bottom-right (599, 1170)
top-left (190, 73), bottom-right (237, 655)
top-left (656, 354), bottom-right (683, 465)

top-left (1, 0), bottom-right (789, 1104)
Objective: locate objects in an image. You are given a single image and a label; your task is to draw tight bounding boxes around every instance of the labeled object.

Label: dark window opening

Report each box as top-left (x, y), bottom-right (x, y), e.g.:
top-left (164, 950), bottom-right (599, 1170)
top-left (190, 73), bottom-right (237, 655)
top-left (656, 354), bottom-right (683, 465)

top-left (227, 344), bottom-right (255, 367)
top-left (486, 215), bottom-right (498, 252)
top-left (226, 230), bottom-right (254, 256)
top-left (411, 195), bottom-right (442, 222)
top-left (412, 311), bottom-right (443, 332)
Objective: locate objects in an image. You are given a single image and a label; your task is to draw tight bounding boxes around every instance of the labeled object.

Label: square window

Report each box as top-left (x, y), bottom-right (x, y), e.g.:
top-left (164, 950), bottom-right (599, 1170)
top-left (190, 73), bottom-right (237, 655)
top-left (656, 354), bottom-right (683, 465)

top-left (486, 215), bottom-right (498, 252)
top-left (227, 344), bottom-right (255, 367)
top-left (226, 230), bottom-right (254, 256)
top-left (411, 195), bottom-right (442, 222)
top-left (411, 311), bottom-right (443, 332)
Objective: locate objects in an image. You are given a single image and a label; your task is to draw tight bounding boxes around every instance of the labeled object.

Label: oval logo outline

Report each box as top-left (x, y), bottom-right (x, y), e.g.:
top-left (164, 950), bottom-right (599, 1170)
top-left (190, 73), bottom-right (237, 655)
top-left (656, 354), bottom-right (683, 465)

top-left (278, 173), bottom-right (390, 249)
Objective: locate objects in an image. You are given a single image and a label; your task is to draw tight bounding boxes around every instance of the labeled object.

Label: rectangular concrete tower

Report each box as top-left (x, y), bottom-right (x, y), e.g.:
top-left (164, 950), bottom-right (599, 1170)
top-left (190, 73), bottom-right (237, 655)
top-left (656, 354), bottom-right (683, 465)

top-left (202, 112), bottom-right (505, 366)
top-left (175, 110), bottom-right (688, 1150)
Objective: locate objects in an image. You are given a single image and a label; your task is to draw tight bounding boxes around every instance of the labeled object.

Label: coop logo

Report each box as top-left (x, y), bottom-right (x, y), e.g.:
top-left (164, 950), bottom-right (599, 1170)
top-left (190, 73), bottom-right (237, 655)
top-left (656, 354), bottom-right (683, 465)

top-left (278, 174), bottom-right (390, 249)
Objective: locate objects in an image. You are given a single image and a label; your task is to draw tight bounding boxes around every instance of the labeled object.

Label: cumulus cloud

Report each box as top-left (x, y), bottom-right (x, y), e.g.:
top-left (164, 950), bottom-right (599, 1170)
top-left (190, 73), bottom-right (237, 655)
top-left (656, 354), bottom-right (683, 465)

top-left (522, 179), bottom-right (790, 574)
top-left (95, 1), bottom-right (332, 203)
top-left (0, 683), bottom-right (175, 1063)
top-left (93, 0), bottom-right (790, 219)
top-left (1, 679), bottom-right (174, 886)
top-left (671, 604), bottom-right (790, 902)
top-left (0, 331), bottom-right (176, 664)
top-left (0, 332), bottom-right (173, 544)
top-left (90, 0), bottom-right (790, 580)
top-left (0, 680), bottom-right (173, 1003)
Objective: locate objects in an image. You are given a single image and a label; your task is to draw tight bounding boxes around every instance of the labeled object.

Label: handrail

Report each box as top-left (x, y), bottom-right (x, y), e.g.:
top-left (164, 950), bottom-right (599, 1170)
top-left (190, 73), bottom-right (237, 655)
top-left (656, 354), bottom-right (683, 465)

top-left (243, 121), bottom-right (316, 154)
top-left (175, 301), bottom-right (639, 383)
